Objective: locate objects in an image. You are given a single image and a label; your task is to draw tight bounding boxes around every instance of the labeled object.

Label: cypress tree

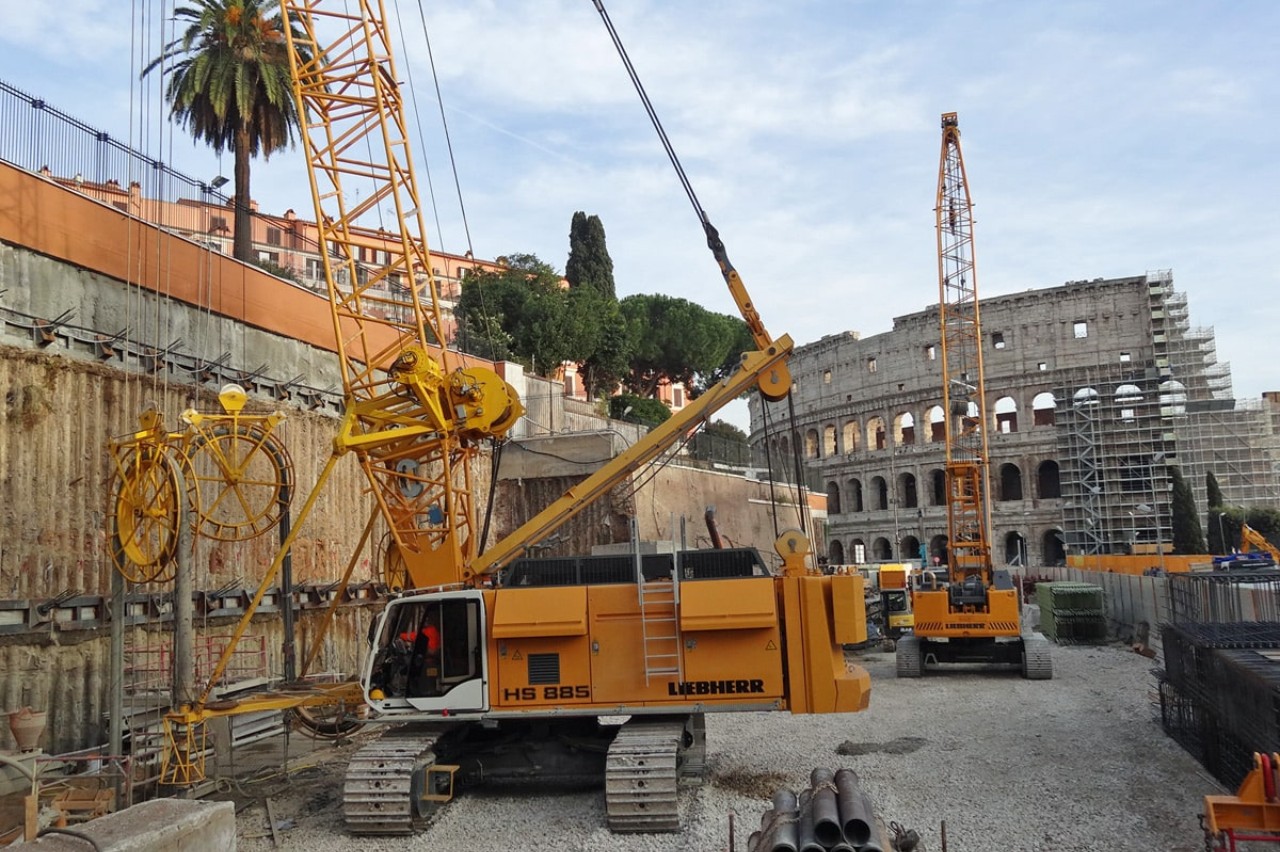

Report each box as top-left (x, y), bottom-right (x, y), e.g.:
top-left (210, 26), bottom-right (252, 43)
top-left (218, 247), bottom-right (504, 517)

top-left (565, 212), bottom-right (616, 299)
top-left (1170, 466), bottom-right (1206, 555)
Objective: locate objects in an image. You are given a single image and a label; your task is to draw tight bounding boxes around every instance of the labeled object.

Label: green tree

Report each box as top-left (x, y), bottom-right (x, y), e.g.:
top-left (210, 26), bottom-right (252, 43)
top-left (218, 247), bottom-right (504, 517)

top-left (619, 294), bottom-right (743, 398)
top-left (454, 254), bottom-right (597, 375)
top-left (143, 0), bottom-right (310, 262)
top-left (693, 315), bottom-right (754, 396)
top-left (609, 393), bottom-right (671, 427)
top-left (565, 212), bottom-right (616, 299)
top-left (1205, 471), bottom-right (1227, 554)
top-left (1169, 466), bottom-right (1206, 555)
top-left (579, 295), bottom-right (633, 398)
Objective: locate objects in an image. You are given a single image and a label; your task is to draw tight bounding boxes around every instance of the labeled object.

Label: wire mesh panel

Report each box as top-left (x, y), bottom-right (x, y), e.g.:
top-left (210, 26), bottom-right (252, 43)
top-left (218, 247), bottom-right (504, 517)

top-left (1167, 570), bottom-right (1280, 624)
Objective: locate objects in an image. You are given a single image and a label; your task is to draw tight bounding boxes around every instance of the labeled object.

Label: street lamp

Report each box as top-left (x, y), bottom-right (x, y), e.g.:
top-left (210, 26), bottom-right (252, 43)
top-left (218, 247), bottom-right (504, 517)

top-left (1215, 511), bottom-right (1228, 554)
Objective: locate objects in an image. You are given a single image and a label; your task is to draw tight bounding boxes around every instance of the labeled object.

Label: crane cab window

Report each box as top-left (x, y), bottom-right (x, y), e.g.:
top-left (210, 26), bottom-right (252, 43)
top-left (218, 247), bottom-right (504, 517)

top-left (371, 598), bottom-right (483, 699)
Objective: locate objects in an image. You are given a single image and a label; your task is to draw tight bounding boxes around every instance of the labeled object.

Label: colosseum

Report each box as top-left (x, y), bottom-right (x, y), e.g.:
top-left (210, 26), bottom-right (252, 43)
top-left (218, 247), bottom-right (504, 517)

top-left (749, 272), bottom-right (1280, 568)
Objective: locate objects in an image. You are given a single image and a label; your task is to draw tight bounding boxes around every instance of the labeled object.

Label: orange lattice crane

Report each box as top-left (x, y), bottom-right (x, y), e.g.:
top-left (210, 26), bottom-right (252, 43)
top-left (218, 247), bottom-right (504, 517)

top-left (896, 112), bottom-right (1051, 680)
top-left (163, 1), bottom-right (873, 836)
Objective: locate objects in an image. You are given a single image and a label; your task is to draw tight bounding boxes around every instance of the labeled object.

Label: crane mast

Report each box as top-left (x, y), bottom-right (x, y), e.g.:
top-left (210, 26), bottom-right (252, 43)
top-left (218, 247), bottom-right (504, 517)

top-left (935, 112), bottom-right (993, 583)
top-left (279, 1), bottom-right (522, 590)
top-left (896, 112), bottom-right (1051, 680)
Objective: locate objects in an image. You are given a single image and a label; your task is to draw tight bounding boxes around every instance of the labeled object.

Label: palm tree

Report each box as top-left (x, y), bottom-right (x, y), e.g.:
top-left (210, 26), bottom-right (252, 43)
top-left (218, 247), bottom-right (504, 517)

top-left (143, 0), bottom-right (310, 262)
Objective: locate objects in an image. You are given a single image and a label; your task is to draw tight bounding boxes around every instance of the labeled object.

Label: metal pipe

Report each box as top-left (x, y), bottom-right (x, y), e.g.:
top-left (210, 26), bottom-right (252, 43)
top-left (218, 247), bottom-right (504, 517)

top-left (173, 467), bottom-right (194, 708)
top-left (859, 791), bottom-right (888, 852)
top-left (797, 789), bottom-right (823, 852)
top-left (770, 789), bottom-right (799, 852)
top-left (810, 768), bottom-right (843, 848)
top-left (834, 768), bottom-right (872, 846)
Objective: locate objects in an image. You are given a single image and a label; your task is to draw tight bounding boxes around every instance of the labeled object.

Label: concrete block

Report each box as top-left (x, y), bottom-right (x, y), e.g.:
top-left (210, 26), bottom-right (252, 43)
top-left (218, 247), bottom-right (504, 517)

top-left (25, 798), bottom-right (235, 851)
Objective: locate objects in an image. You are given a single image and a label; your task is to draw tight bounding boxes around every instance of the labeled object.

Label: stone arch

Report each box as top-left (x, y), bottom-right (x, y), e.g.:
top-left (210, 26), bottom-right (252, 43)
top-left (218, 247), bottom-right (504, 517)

top-left (777, 435), bottom-right (790, 459)
top-left (1037, 460), bottom-right (1061, 499)
top-left (870, 476), bottom-right (889, 510)
top-left (847, 478), bottom-right (864, 512)
top-left (823, 424), bottom-right (837, 457)
top-left (894, 411), bottom-right (916, 445)
top-left (804, 428), bottom-right (820, 459)
top-left (929, 469), bottom-right (947, 506)
top-left (928, 535), bottom-right (949, 566)
top-left (1032, 391), bottom-right (1056, 426)
top-left (898, 472), bottom-right (918, 508)
top-left (901, 534), bottom-right (921, 562)
top-left (872, 537), bottom-right (893, 561)
top-left (828, 539), bottom-right (846, 565)
top-left (1072, 387), bottom-right (1099, 408)
top-left (866, 416), bottom-right (887, 451)
top-left (1003, 531), bottom-right (1027, 566)
top-left (926, 405), bottom-right (945, 442)
top-left (998, 462), bottom-right (1023, 501)
top-left (994, 395), bottom-right (1019, 433)
top-left (826, 481), bottom-right (842, 514)
top-left (850, 538), bottom-right (866, 563)
top-left (1159, 380), bottom-right (1187, 416)
top-left (1042, 529), bottom-right (1065, 567)
top-left (842, 419), bottom-right (860, 454)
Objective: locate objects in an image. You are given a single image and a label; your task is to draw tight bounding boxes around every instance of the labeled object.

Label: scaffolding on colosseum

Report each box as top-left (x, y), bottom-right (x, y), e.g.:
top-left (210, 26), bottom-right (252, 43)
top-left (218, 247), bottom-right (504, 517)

top-left (1055, 364), bottom-right (1174, 558)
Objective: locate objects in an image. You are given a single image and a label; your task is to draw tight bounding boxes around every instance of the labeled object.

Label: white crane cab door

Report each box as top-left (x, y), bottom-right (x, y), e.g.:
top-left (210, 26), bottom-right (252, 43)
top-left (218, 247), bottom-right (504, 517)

top-left (364, 589), bottom-right (490, 714)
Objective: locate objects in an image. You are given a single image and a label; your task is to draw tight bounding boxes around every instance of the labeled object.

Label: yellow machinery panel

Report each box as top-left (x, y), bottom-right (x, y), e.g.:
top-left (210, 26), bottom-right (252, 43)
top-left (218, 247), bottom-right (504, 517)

top-left (830, 574), bottom-right (867, 647)
top-left (492, 586), bottom-right (588, 638)
top-left (679, 628), bottom-right (783, 702)
top-left (585, 584), bottom-right (674, 704)
top-left (910, 587), bottom-right (1021, 638)
top-left (492, 634), bottom-right (594, 707)
top-left (781, 576), bottom-right (871, 714)
top-left (679, 577), bottom-right (777, 631)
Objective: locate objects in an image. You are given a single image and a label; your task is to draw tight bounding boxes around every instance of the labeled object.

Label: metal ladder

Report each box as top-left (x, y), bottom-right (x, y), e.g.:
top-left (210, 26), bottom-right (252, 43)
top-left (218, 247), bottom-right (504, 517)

top-left (632, 517), bottom-right (683, 685)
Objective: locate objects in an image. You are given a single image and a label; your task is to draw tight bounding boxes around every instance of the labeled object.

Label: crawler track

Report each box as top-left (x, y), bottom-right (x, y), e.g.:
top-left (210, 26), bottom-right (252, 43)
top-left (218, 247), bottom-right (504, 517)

top-left (604, 718), bottom-right (685, 833)
top-left (895, 635), bottom-right (923, 678)
top-left (1021, 632), bottom-right (1054, 680)
top-left (343, 728), bottom-right (438, 835)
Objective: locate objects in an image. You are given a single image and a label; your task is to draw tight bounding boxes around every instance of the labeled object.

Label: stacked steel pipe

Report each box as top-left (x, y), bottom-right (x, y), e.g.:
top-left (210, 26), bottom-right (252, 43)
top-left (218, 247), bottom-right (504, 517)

top-left (747, 768), bottom-right (888, 852)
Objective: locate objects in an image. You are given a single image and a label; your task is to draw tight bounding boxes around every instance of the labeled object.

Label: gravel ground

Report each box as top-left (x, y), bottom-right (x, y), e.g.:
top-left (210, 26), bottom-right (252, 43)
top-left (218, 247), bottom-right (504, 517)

top-left (231, 643), bottom-right (1232, 852)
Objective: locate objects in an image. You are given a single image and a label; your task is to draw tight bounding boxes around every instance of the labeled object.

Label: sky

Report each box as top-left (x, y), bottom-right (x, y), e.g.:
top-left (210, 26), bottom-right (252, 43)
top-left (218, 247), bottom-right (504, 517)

top-left (1, 1), bottom-right (1276, 432)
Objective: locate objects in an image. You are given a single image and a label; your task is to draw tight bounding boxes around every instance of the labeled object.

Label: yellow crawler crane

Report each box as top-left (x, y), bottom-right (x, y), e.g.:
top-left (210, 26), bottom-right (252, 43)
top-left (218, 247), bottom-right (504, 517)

top-left (895, 113), bottom-right (1051, 679)
top-left (160, 0), bottom-right (872, 837)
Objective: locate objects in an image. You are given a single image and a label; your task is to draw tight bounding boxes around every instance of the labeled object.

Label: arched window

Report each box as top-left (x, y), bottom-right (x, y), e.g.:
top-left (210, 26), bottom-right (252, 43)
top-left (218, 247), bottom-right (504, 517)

top-left (1042, 529), bottom-right (1065, 566)
top-left (848, 478), bottom-right (864, 512)
top-left (871, 476), bottom-right (889, 510)
top-left (823, 424), bottom-right (837, 457)
top-left (826, 481), bottom-right (842, 514)
top-left (851, 538), bottom-right (867, 563)
top-left (899, 472), bottom-right (918, 508)
top-left (828, 540), bottom-right (846, 565)
top-left (842, 419), bottom-right (860, 454)
top-left (872, 537), bottom-right (893, 561)
top-left (928, 535), bottom-right (949, 567)
top-left (999, 463), bottom-right (1023, 501)
top-left (1003, 531), bottom-right (1027, 566)
top-left (926, 405), bottom-right (945, 442)
top-left (994, 396), bottom-right (1019, 433)
top-left (1037, 460), bottom-right (1061, 499)
top-left (805, 429), bottom-right (820, 459)
top-left (895, 412), bottom-right (916, 445)
top-left (1159, 380), bottom-right (1187, 416)
top-left (1072, 387), bottom-right (1099, 407)
top-left (1032, 391), bottom-right (1056, 426)
top-left (901, 535), bottom-right (921, 562)
top-left (930, 469), bottom-right (947, 506)
top-left (866, 416), bottom-right (887, 451)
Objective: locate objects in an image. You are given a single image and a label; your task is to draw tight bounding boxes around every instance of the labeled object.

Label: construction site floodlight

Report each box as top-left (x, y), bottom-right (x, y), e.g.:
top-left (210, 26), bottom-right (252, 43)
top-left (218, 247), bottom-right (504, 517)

top-left (209, 175), bottom-right (229, 190)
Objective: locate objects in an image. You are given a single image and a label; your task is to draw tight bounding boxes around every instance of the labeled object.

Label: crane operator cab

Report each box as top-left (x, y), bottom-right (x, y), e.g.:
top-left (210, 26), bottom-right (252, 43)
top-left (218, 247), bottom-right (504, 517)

top-left (365, 590), bottom-right (489, 715)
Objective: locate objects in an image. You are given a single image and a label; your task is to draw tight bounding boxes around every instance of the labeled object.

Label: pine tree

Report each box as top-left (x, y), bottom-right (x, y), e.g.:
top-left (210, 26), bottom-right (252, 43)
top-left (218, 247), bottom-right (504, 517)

top-left (1205, 471), bottom-right (1227, 553)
